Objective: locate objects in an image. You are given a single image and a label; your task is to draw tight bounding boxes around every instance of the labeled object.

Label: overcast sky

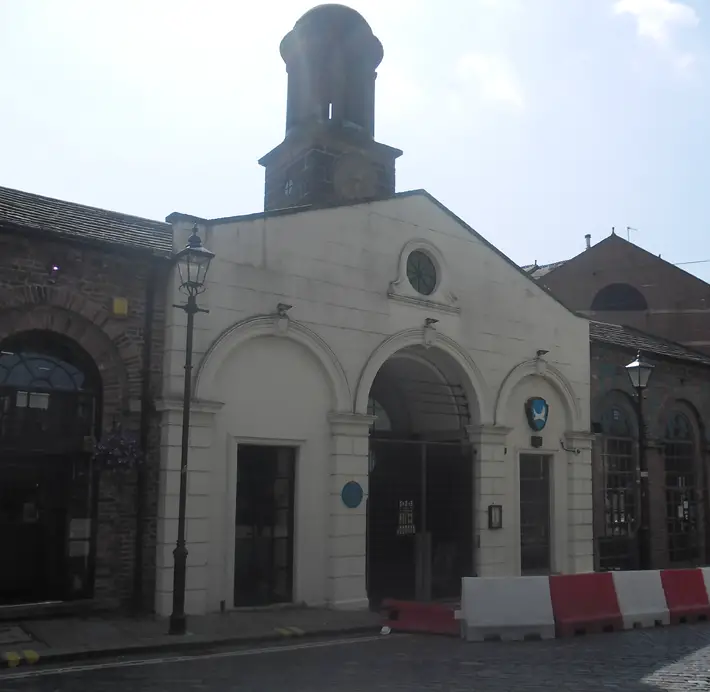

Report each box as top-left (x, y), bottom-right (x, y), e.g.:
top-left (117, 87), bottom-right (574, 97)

top-left (0, 0), bottom-right (708, 279)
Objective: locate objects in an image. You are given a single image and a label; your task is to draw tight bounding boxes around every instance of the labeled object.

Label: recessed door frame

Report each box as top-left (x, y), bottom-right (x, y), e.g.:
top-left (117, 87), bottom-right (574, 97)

top-left (224, 435), bottom-right (303, 610)
top-left (514, 448), bottom-right (567, 576)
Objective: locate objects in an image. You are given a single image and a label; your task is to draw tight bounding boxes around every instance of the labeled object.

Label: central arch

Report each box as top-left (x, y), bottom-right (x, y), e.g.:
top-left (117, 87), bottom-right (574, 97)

top-left (357, 331), bottom-right (484, 606)
top-left (354, 328), bottom-right (489, 421)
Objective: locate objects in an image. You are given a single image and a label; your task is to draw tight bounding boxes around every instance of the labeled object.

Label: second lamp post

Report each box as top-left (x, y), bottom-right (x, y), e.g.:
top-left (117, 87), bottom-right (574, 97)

top-left (625, 350), bottom-right (655, 571)
top-left (169, 224), bottom-right (215, 636)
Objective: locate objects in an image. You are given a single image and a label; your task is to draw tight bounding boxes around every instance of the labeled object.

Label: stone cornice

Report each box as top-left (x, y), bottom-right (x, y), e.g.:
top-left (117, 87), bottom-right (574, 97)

top-left (155, 397), bottom-right (224, 415)
top-left (329, 412), bottom-right (376, 434)
top-left (465, 425), bottom-right (513, 445)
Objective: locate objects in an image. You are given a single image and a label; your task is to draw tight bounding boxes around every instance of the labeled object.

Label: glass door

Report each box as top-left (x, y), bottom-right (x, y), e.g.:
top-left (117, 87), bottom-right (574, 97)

top-left (234, 445), bottom-right (296, 607)
top-left (520, 454), bottom-right (551, 575)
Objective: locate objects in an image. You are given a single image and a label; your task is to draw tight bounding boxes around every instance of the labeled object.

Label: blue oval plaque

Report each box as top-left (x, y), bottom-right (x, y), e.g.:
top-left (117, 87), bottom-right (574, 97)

top-left (341, 481), bottom-right (364, 509)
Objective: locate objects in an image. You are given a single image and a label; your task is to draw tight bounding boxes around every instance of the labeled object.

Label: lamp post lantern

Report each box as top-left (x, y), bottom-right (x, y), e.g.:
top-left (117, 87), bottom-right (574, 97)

top-left (625, 350), bottom-right (655, 570)
top-left (169, 224), bottom-right (214, 636)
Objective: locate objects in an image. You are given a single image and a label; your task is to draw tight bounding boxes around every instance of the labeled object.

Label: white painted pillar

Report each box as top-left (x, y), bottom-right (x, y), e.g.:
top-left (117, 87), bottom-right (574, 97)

top-left (564, 431), bottom-right (595, 573)
top-left (467, 425), bottom-right (512, 577)
top-left (154, 398), bottom-right (223, 617)
top-left (327, 412), bottom-right (375, 610)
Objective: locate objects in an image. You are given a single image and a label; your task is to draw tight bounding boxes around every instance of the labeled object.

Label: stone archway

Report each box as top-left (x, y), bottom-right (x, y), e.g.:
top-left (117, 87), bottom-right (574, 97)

top-left (194, 315), bottom-right (351, 411)
top-left (0, 285), bottom-right (136, 417)
top-left (0, 286), bottom-right (139, 605)
top-left (0, 329), bottom-right (106, 604)
top-left (358, 337), bottom-right (482, 605)
top-left (493, 359), bottom-right (582, 431)
top-left (354, 328), bottom-right (489, 422)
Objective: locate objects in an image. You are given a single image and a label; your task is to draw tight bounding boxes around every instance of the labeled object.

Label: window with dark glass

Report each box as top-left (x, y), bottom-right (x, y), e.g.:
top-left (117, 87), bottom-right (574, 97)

top-left (664, 412), bottom-right (699, 564)
top-left (597, 405), bottom-right (637, 571)
top-left (600, 406), bottom-right (636, 537)
top-left (591, 283), bottom-right (648, 311)
top-left (406, 250), bottom-right (437, 296)
top-left (0, 332), bottom-right (99, 451)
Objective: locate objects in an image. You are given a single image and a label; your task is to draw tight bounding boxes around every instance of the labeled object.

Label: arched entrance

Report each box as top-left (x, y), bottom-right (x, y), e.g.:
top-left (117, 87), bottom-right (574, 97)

top-left (365, 345), bottom-right (476, 605)
top-left (663, 410), bottom-right (701, 565)
top-left (0, 330), bottom-right (102, 605)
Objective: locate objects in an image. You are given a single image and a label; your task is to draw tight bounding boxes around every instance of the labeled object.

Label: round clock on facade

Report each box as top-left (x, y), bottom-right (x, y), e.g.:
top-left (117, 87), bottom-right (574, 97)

top-left (333, 152), bottom-right (378, 201)
top-left (407, 250), bottom-right (437, 296)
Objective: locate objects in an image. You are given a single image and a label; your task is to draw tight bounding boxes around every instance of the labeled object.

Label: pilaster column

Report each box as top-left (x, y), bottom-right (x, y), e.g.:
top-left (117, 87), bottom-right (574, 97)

top-left (154, 397), bottom-right (223, 617)
top-left (466, 425), bottom-right (511, 577)
top-left (564, 431), bottom-right (594, 573)
top-left (327, 412), bottom-right (375, 610)
top-left (646, 440), bottom-right (667, 569)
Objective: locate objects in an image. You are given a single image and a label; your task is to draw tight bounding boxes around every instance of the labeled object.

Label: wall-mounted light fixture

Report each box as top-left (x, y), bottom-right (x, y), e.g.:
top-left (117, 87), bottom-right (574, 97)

top-left (275, 303), bottom-right (293, 335)
top-left (48, 264), bottom-right (61, 283)
top-left (536, 349), bottom-right (549, 359)
top-left (487, 504), bottom-right (503, 530)
top-left (423, 317), bottom-right (439, 348)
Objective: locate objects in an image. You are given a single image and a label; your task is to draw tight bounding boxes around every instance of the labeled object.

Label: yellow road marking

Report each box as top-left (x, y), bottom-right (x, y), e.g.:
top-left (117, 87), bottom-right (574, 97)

top-left (274, 628), bottom-right (294, 637)
top-left (3, 652), bottom-right (21, 668)
top-left (23, 650), bottom-right (40, 665)
top-left (286, 627), bottom-right (305, 636)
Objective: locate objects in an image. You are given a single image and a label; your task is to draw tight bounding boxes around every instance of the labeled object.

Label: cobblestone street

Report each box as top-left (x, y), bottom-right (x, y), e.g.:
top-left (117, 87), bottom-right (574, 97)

top-left (5, 624), bottom-right (710, 691)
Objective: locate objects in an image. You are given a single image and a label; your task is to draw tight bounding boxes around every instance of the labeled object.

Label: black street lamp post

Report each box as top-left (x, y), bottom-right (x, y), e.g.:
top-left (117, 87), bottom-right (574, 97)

top-left (169, 225), bottom-right (215, 636)
top-left (625, 350), bottom-right (655, 571)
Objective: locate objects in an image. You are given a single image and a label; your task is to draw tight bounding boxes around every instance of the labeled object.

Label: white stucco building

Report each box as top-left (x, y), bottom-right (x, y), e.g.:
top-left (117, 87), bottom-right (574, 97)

top-left (154, 4), bottom-right (594, 617)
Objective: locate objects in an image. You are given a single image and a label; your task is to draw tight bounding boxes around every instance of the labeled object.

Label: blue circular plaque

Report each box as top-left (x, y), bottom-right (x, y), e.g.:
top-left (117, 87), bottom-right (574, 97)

top-left (341, 481), bottom-right (364, 509)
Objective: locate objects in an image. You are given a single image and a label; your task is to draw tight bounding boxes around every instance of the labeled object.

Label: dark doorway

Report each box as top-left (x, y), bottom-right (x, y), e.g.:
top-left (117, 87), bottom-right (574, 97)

top-left (234, 445), bottom-right (296, 607)
top-left (520, 454), bottom-right (551, 575)
top-left (367, 438), bottom-right (473, 605)
top-left (0, 331), bottom-right (101, 605)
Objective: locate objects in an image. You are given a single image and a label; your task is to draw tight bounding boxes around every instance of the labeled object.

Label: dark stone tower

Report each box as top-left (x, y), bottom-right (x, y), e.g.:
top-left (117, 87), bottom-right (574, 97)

top-left (259, 4), bottom-right (403, 212)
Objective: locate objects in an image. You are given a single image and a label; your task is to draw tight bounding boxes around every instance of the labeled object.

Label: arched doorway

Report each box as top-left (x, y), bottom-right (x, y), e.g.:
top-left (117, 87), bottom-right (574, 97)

top-left (0, 330), bottom-right (102, 605)
top-left (365, 345), bottom-right (476, 605)
top-left (664, 411), bottom-right (700, 565)
top-left (596, 401), bottom-right (638, 571)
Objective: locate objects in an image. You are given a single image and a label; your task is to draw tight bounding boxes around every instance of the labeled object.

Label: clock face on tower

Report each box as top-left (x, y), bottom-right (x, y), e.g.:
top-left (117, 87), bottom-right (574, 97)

top-left (333, 152), bottom-right (378, 201)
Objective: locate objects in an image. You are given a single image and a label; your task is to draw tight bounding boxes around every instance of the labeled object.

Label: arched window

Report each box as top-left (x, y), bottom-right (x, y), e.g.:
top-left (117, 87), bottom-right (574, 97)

top-left (0, 331), bottom-right (100, 452)
top-left (664, 411), bottom-right (699, 564)
top-left (591, 284), bottom-right (648, 311)
top-left (600, 405), bottom-right (633, 438)
top-left (598, 405), bottom-right (636, 569)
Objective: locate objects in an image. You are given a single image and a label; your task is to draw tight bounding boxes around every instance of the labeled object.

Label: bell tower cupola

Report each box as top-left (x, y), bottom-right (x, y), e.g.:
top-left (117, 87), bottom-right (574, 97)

top-left (258, 4), bottom-right (403, 212)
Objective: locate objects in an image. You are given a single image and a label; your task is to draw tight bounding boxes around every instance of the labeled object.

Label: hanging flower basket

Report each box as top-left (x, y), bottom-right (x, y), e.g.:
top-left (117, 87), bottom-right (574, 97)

top-left (92, 422), bottom-right (144, 472)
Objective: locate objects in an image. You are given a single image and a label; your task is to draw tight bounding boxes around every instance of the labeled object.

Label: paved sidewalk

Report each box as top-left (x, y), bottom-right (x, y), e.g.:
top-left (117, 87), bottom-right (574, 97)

top-left (0, 607), bottom-right (382, 668)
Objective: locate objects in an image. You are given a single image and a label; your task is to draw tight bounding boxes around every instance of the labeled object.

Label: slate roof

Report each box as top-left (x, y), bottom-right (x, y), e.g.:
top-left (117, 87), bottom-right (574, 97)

top-left (0, 185), bottom-right (172, 256)
top-left (589, 320), bottom-right (710, 367)
top-left (521, 260), bottom-right (568, 279)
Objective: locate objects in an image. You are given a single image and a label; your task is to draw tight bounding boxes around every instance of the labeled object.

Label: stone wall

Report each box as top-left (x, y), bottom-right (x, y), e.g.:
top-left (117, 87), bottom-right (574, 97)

top-left (0, 229), bottom-right (169, 607)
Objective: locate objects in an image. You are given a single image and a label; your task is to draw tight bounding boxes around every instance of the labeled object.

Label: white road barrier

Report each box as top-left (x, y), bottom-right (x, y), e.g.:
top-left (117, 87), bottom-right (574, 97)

top-left (459, 576), bottom-right (555, 642)
top-left (611, 570), bottom-right (670, 630)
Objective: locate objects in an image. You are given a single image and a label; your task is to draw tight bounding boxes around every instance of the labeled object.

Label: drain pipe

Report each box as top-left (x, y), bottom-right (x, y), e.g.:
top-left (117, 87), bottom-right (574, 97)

top-left (133, 257), bottom-right (158, 610)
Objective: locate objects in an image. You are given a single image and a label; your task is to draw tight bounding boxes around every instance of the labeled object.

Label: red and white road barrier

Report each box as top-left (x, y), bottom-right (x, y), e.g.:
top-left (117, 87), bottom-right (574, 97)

top-left (381, 568), bottom-right (710, 640)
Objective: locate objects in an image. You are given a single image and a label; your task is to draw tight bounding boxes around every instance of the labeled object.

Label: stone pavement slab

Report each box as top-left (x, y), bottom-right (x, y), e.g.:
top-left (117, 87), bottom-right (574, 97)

top-left (1, 607), bottom-right (382, 668)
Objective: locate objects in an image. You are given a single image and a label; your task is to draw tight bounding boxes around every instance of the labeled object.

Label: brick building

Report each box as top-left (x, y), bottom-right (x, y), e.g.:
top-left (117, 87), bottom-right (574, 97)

top-left (525, 234), bottom-right (710, 570)
top-left (0, 186), bottom-right (171, 611)
top-left (525, 232), bottom-right (710, 355)
top-left (588, 320), bottom-right (710, 571)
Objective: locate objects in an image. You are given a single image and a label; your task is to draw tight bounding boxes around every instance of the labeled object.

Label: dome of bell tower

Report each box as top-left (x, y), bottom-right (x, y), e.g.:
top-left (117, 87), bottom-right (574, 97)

top-left (258, 4), bottom-right (402, 212)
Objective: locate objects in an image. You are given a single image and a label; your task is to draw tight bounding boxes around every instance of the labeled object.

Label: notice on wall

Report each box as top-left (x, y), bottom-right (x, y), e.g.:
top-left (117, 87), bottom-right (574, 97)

top-left (396, 500), bottom-right (415, 536)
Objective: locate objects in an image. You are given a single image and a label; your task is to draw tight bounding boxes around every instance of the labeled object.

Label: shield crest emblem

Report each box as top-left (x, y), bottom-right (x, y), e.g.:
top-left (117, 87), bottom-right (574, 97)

top-left (525, 397), bottom-right (549, 432)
